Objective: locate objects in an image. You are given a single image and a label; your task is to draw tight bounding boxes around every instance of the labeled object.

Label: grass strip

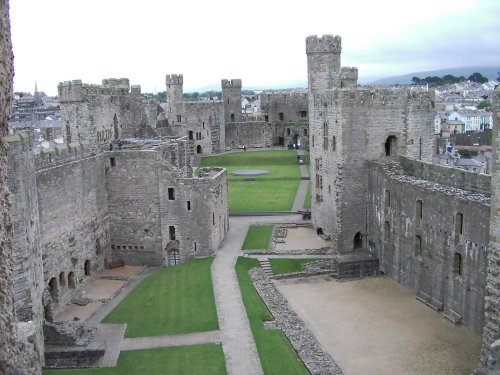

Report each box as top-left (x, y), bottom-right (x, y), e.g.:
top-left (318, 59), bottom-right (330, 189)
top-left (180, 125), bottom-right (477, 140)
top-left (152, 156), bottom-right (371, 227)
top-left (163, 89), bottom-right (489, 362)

top-left (241, 225), bottom-right (273, 251)
top-left (268, 258), bottom-right (322, 275)
top-left (235, 257), bottom-right (308, 375)
top-left (103, 257), bottom-right (218, 338)
top-left (43, 344), bottom-right (226, 375)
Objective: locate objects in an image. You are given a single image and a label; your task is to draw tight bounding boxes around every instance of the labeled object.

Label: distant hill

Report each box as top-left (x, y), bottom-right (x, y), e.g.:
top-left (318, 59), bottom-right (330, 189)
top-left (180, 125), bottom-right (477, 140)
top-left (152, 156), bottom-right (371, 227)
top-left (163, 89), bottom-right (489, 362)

top-left (369, 67), bottom-right (500, 85)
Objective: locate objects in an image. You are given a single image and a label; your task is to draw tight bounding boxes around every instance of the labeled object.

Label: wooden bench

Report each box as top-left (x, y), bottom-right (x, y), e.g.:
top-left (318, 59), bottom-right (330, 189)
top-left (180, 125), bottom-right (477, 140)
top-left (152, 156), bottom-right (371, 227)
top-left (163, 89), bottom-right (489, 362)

top-left (416, 290), bottom-right (431, 304)
top-left (444, 309), bottom-right (462, 325)
top-left (107, 260), bottom-right (124, 269)
top-left (426, 298), bottom-right (443, 312)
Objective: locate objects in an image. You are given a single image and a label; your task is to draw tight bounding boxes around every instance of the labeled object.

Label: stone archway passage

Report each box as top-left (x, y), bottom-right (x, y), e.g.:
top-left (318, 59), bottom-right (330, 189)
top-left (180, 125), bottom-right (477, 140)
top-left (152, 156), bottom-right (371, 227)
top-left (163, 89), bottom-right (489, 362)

top-left (354, 232), bottom-right (363, 250)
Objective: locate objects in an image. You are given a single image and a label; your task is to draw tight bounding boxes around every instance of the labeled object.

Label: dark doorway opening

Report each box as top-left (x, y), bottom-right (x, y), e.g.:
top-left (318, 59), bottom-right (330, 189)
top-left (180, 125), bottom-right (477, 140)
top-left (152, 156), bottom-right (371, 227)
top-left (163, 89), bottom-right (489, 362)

top-left (354, 232), bottom-right (363, 250)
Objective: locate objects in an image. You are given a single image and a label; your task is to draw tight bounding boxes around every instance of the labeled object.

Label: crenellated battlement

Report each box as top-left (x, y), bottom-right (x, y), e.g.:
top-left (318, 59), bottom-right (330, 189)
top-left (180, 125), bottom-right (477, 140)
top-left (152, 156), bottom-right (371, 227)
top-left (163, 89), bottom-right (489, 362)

top-left (58, 78), bottom-right (138, 103)
top-left (306, 34), bottom-right (341, 54)
top-left (340, 67), bottom-right (358, 80)
top-left (33, 142), bottom-right (90, 170)
top-left (102, 78), bottom-right (130, 90)
top-left (221, 79), bottom-right (242, 89)
top-left (5, 131), bottom-right (32, 153)
top-left (131, 85), bottom-right (141, 95)
top-left (260, 91), bottom-right (308, 102)
top-left (166, 74), bottom-right (183, 85)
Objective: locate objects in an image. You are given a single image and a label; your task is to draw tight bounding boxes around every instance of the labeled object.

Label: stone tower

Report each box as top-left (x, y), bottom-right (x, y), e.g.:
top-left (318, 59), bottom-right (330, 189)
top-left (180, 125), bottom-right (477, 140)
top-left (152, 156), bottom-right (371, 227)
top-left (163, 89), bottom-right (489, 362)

top-left (166, 74), bottom-right (184, 125)
top-left (307, 34), bottom-right (434, 253)
top-left (221, 79), bottom-right (242, 123)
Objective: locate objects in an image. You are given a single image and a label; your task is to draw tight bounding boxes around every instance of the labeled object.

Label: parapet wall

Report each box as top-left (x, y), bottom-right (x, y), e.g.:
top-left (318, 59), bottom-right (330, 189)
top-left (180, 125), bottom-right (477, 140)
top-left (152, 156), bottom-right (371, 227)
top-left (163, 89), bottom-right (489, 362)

top-left (221, 79), bottom-right (242, 88)
top-left (58, 78), bottom-right (140, 103)
top-left (166, 74), bottom-right (183, 85)
top-left (306, 34), bottom-right (341, 54)
top-left (399, 156), bottom-right (491, 197)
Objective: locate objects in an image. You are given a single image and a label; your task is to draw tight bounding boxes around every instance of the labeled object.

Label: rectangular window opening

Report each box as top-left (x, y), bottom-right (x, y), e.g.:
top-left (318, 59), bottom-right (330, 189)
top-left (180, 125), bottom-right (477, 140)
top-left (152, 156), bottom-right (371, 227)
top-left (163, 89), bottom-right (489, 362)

top-left (168, 188), bottom-right (175, 200)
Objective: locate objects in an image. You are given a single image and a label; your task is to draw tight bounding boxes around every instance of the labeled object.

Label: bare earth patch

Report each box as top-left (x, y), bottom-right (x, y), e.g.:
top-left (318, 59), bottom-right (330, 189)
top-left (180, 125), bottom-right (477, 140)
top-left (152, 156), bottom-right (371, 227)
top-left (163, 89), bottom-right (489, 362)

top-left (81, 279), bottom-right (125, 300)
top-left (54, 302), bottom-right (101, 322)
top-left (102, 265), bottom-right (142, 278)
top-left (274, 226), bottom-right (331, 252)
top-left (277, 276), bottom-right (481, 375)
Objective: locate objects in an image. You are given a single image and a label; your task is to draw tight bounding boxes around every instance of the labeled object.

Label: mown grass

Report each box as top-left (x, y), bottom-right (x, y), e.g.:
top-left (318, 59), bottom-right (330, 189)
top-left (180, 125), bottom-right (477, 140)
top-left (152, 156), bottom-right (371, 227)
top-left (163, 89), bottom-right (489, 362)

top-left (102, 257), bottom-right (218, 338)
top-left (43, 344), bottom-right (226, 375)
top-left (198, 151), bottom-right (301, 212)
top-left (241, 225), bottom-right (273, 251)
top-left (235, 257), bottom-right (308, 375)
top-left (268, 258), bottom-right (322, 275)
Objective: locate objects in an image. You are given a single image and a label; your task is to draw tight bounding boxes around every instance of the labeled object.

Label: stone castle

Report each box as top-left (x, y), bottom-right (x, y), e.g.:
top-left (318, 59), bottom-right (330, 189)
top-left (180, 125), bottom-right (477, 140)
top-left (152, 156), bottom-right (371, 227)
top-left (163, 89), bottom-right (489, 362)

top-left (0, 1), bottom-right (498, 373)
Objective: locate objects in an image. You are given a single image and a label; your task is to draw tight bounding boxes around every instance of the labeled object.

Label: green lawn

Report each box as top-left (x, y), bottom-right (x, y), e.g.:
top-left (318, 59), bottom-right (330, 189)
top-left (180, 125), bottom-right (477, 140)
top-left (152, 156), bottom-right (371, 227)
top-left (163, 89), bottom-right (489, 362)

top-left (241, 225), bottom-right (273, 251)
top-left (268, 258), bottom-right (322, 275)
top-left (102, 257), bottom-right (218, 338)
top-left (199, 151), bottom-right (301, 212)
top-left (43, 344), bottom-right (226, 375)
top-left (236, 257), bottom-right (308, 375)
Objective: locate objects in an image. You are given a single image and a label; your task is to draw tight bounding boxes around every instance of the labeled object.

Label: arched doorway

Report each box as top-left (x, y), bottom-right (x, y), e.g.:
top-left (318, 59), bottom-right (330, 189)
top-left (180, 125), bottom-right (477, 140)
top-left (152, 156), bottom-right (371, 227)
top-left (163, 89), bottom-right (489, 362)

top-left (385, 136), bottom-right (397, 156)
top-left (196, 145), bottom-right (202, 154)
top-left (169, 249), bottom-right (180, 266)
top-left (354, 232), bottom-right (363, 250)
top-left (59, 272), bottom-right (66, 287)
top-left (48, 277), bottom-right (58, 300)
top-left (68, 272), bottom-right (76, 289)
top-left (84, 260), bottom-right (91, 276)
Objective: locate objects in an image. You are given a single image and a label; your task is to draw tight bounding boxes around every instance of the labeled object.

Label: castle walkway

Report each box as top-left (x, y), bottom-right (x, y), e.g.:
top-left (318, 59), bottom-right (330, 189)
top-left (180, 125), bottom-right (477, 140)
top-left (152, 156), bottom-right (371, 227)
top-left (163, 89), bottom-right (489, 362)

top-left (211, 214), bottom-right (303, 375)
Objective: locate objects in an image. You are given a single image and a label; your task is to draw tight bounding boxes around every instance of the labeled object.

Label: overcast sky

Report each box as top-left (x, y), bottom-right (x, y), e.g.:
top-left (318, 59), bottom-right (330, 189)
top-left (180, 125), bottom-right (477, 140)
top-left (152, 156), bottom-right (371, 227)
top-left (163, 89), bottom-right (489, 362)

top-left (9, 0), bottom-right (500, 95)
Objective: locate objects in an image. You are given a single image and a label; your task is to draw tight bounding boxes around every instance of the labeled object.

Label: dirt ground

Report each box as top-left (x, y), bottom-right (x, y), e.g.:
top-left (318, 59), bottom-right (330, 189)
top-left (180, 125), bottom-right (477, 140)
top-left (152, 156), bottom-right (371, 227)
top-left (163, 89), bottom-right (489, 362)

top-left (80, 279), bottom-right (125, 300)
top-left (55, 302), bottom-right (101, 322)
top-left (102, 265), bottom-right (142, 278)
top-left (274, 226), bottom-right (331, 251)
top-left (277, 276), bottom-right (481, 375)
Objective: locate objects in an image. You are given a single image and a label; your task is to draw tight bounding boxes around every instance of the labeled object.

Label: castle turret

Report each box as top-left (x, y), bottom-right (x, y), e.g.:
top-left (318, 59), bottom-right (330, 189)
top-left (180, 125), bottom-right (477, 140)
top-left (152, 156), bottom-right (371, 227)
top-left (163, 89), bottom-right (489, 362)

top-left (221, 79), bottom-right (242, 123)
top-left (306, 34), bottom-right (342, 93)
top-left (166, 74), bottom-right (184, 124)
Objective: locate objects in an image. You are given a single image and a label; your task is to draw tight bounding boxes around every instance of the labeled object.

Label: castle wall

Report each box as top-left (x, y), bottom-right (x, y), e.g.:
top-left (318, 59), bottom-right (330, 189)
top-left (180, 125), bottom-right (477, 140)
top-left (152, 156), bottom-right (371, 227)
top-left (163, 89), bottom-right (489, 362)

top-left (478, 86), bottom-right (500, 371)
top-left (58, 79), bottom-right (157, 147)
top-left (35, 153), bottom-right (110, 309)
top-left (367, 160), bottom-right (489, 334)
top-left (1, 2), bottom-right (43, 372)
top-left (222, 79), bottom-right (242, 123)
top-left (225, 121), bottom-right (272, 149)
top-left (183, 101), bottom-right (225, 154)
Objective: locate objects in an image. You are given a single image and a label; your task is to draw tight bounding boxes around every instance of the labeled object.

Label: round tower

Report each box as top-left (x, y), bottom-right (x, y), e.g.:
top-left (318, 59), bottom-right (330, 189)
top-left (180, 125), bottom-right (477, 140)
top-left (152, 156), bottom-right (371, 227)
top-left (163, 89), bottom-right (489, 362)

top-left (306, 34), bottom-right (342, 93)
top-left (165, 74), bottom-right (183, 123)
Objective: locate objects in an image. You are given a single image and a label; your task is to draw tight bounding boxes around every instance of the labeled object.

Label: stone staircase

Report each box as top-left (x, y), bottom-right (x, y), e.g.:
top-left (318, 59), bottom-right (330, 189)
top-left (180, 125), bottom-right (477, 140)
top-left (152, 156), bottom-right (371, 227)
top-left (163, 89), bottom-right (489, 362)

top-left (259, 259), bottom-right (274, 277)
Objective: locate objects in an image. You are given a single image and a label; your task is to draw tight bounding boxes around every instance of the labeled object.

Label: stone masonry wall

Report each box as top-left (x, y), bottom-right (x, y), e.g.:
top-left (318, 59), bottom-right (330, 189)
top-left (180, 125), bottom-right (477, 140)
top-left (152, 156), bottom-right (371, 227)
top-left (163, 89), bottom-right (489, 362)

top-left (0, 1), bottom-right (42, 373)
top-left (367, 160), bottom-right (489, 334)
top-left (36, 155), bottom-right (110, 310)
top-left (225, 121), bottom-right (272, 149)
top-left (478, 86), bottom-right (500, 372)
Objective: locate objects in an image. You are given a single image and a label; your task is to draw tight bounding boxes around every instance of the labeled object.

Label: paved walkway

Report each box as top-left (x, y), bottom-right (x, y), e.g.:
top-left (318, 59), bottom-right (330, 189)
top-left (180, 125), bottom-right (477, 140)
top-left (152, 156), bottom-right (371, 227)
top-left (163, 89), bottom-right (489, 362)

top-left (212, 215), bottom-right (303, 375)
top-left (292, 149), bottom-right (310, 212)
top-left (121, 330), bottom-right (220, 351)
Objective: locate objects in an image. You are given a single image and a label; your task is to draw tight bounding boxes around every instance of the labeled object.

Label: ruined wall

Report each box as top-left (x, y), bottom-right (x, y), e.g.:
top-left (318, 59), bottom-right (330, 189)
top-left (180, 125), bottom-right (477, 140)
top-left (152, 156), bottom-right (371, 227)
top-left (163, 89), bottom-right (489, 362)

top-left (367, 160), bottom-right (489, 334)
top-left (260, 92), bottom-right (309, 147)
top-left (58, 79), bottom-right (157, 147)
top-left (183, 101), bottom-right (225, 154)
top-left (225, 121), bottom-right (272, 149)
top-left (36, 152), bottom-right (110, 310)
top-left (478, 86), bottom-right (500, 372)
top-left (0, 1), bottom-right (42, 372)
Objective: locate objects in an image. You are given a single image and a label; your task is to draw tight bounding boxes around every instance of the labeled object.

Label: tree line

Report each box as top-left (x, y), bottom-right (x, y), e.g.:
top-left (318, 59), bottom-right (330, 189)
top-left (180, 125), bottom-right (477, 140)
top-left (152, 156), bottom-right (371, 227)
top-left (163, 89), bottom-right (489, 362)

top-left (411, 72), bottom-right (490, 86)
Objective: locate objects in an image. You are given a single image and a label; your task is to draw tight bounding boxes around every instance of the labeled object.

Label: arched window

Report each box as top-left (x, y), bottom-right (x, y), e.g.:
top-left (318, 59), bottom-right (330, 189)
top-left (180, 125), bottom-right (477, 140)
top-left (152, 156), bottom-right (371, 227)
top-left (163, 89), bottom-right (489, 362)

top-left (68, 272), bottom-right (76, 289)
top-left (59, 272), bottom-right (66, 287)
top-left (332, 136), bottom-right (336, 151)
top-left (48, 277), bottom-right (58, 299)
top-left (230, 113), bottom-right (235, 122)
top-left (113, 114), bottom-right (119, 140)
top-left (287, 128), bottom-right (291, 136)
top-left (196, 145), bottom-right (202, 154)
top-left (84, 260), bottom-right (91, 276)
top-left (354, 232), bottom-right (363, 250)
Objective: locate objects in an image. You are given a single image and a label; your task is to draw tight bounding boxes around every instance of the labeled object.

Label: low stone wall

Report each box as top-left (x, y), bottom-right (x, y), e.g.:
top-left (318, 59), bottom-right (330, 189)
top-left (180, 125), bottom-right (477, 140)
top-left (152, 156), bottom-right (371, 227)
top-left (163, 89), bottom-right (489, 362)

top-left (44, 348), bottom-right (104, 369)
top-left (249, 268), bottom-right (343, 374)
